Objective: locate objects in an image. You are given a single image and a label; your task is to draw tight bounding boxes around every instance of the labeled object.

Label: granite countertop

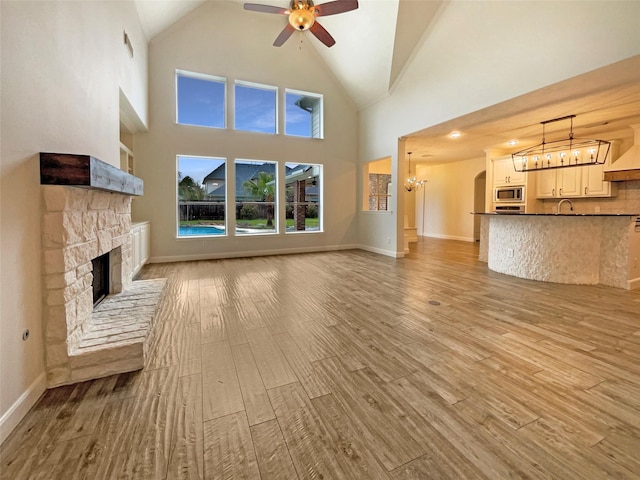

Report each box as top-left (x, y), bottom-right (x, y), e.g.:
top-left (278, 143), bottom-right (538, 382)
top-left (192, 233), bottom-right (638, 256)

top-left (474, 212), bottom-right (639, 216)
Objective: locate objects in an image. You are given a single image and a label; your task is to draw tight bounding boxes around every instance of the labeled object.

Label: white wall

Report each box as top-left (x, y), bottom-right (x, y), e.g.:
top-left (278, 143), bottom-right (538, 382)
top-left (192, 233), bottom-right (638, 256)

top-left (0, 0), bottom-right (147, 443)
top-left (358, 0), bottom-right (640, 252)
top-left (133, 2), bottom-right (359, 262)
top-left (415, 158), bottom-right (486, 242)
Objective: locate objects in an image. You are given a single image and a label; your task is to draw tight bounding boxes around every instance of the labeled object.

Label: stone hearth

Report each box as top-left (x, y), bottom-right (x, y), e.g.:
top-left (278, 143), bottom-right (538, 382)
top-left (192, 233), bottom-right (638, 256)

top-left (41, 184), bottom-right (164, 387)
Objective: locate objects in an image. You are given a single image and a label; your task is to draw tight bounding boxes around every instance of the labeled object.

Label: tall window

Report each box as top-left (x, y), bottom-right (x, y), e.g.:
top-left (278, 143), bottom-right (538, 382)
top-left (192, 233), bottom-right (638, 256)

top-left (285, 163), bottom-right (322, 233)
top-left (364, 158), bottom-right (392, 211)
top-left (234, 81), bottom-right (277, 134)
top-left (177, 156), bottom-right (226, 237)
top-left (285, 89), bottom-right (323, 139)
top-left (235, 159), bottom-right (278, 235)
top-left (368, 174), bottom-right (391, 211)
top-left (176, 70), bottom-right (226, 128)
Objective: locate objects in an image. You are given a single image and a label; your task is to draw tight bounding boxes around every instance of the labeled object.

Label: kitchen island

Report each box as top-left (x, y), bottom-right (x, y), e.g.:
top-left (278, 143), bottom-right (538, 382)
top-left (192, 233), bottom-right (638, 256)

top-left (478, 213), bottom-right (640, 289)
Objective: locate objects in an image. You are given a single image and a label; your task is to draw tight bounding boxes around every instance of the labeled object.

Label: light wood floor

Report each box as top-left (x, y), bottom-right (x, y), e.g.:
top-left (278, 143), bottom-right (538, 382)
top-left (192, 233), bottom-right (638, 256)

top-left (2, 238), bottom-right (640, 479)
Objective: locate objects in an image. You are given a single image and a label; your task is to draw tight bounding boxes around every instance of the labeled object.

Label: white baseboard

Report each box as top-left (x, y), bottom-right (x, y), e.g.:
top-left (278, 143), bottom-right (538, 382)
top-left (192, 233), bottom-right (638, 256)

top-left (628, 277), bottom-right (640, 290)
top-left (357, 244), bottom-right (404, 258)
top-left (421, 233), bottom-right (475, 243)
top-left (0, 372), bottom-right (46, 445)
top-left (149, 244), bottom-right (361, 264)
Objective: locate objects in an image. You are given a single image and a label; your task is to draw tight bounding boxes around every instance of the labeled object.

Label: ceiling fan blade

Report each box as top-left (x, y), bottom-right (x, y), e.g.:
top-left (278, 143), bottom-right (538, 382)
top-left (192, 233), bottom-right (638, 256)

top-left (273, 24), bottom-right (295, 46)
top-left (244, 3), bottom-right (288, 14)
top-left (309, 21), bottom-right (335, 47)
top-left (314, 0), bottom-right (358, 17)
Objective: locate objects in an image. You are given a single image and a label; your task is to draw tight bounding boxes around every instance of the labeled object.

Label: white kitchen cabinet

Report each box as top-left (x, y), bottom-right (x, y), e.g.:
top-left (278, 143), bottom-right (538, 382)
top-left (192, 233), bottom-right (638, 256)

top-left (583, 141), bottom-right (616, 197)
top-left (131, 221), bottom-right (150, 278)
top-left (536, 169), bottom-right (557, 198)
top-left (535, 148), bottom-right (615, 198)
top-left (557, 168), bottom-right (582, 197)
top-left (493, 156), bottom-right (525, 186)
top-left (535, 154), bottom-right (558, 198)
top-left (582, 160), bottom-right (614, 197)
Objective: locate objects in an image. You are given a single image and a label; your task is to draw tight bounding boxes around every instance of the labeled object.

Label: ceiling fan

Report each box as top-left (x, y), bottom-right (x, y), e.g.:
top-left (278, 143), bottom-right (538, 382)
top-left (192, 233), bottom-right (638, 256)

top-left (244, 0), bottom-right (359, 48)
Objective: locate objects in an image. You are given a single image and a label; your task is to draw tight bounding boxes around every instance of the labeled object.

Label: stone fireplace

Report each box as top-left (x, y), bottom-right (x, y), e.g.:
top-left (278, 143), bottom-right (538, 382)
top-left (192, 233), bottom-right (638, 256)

top-left (40, 153), bottom-right (165, 387)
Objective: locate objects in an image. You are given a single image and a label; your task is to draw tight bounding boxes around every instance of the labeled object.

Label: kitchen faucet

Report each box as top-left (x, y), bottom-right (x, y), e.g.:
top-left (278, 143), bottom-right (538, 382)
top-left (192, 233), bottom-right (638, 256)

top-left (557, 198), bottom-right (574, 214)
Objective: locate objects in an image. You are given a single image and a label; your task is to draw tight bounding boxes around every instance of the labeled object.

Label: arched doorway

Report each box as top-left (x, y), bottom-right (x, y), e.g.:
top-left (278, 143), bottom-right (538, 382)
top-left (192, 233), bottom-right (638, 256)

top-left (473, 171), bottom-right (486, 241)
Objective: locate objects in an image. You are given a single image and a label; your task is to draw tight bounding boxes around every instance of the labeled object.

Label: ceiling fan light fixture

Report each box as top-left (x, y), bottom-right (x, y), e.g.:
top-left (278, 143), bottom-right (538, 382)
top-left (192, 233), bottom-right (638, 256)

top-left (244, 0), bottom-right (357, 47)
top-left (288, 5), bottom-right (315, 30)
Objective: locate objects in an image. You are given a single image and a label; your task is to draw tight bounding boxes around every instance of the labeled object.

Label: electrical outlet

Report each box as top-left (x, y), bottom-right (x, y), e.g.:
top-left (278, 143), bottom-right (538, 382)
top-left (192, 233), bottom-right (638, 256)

top-left (507, 248), bottom-right (514, 258)
top-left (387, 237), bottom-right (391, 244)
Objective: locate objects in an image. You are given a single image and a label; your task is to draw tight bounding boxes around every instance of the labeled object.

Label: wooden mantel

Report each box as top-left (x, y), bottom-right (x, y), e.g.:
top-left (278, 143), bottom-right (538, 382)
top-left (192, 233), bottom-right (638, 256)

top-left (604, 169), bottom-right (640, 182)
top-left (40, 153), bottom-right (143, 196)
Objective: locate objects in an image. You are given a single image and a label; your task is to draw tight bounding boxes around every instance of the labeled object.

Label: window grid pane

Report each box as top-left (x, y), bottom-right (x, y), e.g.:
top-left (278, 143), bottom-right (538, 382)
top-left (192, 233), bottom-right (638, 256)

top-left (234, 83), bottom-right (277, 134)
top-left (285, 163), bottom-right (322, 233)
top-left (285, 90), bottom-right (323, 139)
top-left (177, 156), bottom-right (226, 237)
top-left (235, 160), bottom-right (278, 235)
top-left (368, 174), bottom-right (391, 211)
top-left (176, 72), bottom-right (225, 128)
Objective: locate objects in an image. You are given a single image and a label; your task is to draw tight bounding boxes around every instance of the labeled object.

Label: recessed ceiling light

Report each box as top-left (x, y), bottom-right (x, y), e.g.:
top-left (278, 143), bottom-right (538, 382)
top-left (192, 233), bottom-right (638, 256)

top-left (508, 140), bottom-right (518, 146)
top-left (450, 131), bottom-right (461, 139)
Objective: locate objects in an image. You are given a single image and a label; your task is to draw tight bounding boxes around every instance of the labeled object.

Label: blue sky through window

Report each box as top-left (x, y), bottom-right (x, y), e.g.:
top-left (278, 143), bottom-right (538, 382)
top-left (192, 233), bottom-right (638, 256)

top-left (177, 75), bottom-right (225, 128)
top-left (176, 71), bottom-right (320, 138)
top-left (178, 156), bottom-right (225, 187)
top-left (235, 84), bottom-right (276, 134)
top-left (285, 92), bottom-right (312, 137)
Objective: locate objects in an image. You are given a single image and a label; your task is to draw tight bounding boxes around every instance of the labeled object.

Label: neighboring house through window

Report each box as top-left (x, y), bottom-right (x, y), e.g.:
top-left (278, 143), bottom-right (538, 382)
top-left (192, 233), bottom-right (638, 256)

top-left (175, 72), bottom-right (325, 238)
top-left (235, 160), bottom-right (278, 235)
top-left (177, 156), bottom-right (227, 237)
top-left (285, 89), bottom-right (323, 139)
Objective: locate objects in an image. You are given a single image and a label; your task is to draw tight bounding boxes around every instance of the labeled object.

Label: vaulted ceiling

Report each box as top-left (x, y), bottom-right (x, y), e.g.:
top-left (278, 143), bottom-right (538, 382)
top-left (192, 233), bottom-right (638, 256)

top-left (134, 0), bottom-right (441, 110)
top-left (134, 0), bottom-right (640, 163)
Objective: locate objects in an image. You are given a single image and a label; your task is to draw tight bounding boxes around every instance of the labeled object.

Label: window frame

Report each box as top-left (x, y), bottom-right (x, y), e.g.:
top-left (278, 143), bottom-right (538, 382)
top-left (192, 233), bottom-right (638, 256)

top-left (284, 162), bottom-right (323, 234)
top-left (175, 69), bottom-right (227, 129)
top-left (368, 173), bottom-right (392, 212)
top-left (284, 88), bottom-right (324, 139)
top-left (176, 155), bottom-right (228, 239)
top-left (234, 80), bottom-right (279, 135)
top-left (234, 158), bottom-right (279, 236)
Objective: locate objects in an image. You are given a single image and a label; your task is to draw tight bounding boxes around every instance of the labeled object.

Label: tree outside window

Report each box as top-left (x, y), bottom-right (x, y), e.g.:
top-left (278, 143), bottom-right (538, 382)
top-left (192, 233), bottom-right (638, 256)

top-left (177, 156), bottom-right (226, 237)
top-left (235, 160), bottom-right (278, 235)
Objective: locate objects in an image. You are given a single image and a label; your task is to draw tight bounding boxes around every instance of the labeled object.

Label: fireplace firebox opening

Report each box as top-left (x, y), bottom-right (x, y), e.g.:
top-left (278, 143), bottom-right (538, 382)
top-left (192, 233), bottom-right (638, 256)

top-left (92, 252), bottom-right (110, 307)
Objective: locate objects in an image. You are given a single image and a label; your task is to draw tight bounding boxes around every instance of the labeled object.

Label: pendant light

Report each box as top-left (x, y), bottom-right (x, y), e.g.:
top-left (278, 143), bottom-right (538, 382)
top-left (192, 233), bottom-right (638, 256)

top-left (404, 152), bottom-right (426, 192)
top-left (511, 115), bottom-right (611, 172)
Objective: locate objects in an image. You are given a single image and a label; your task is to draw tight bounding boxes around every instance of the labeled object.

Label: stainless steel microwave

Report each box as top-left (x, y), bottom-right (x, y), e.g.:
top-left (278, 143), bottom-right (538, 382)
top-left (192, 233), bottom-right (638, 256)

top-left (494, 185), bottom-right (524, 203)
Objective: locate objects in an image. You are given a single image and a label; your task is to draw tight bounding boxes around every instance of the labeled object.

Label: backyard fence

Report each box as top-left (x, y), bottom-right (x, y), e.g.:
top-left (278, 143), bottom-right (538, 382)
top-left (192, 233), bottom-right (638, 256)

top-left (179, 201), bottom-right (319, 222)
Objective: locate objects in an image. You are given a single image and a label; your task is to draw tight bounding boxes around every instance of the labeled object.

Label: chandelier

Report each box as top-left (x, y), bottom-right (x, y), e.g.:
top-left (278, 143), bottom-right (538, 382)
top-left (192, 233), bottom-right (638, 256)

top-left (511, 115), bottom-right (611, 172)
top-left (404, 152), bottom-right (426, 192)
